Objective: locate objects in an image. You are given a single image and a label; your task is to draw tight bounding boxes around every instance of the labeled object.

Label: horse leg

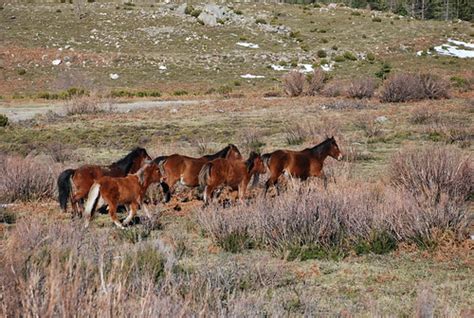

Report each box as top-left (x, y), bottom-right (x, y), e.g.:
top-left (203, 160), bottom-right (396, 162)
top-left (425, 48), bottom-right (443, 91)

top-left (238, 182), bottom-right (247, 204)
top-left (123, 202), bottom-right (138, 226)
top-left (203, 185), bottom-right (215, 206)
top-left (108, 204), bottom-right (124, 229)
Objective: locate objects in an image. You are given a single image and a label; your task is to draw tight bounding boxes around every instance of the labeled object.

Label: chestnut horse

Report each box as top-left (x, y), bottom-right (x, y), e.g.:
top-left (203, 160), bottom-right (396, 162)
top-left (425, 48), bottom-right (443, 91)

top-left (198, 151), bottom-right (266, 204)
top-left (57, 147), bottom-right (151, 215)
top-left (84, 161), bottom-right (162, 229)
top-left (154, 144), bottom-right (242, 200)
top-left (262, 137), bottom-right (343, 195)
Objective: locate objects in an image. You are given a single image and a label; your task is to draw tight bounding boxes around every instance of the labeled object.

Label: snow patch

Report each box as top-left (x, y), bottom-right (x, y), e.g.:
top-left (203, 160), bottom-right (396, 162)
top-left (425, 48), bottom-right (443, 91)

top-left (298, 64), bottom-right (314, 73)
top-left (241, 74), bottom-right (265, 79)
top-left (270, 64), bottom-right (290, 71)
top-left (52, 59), bottom-right (62, 66)
top-left (433, 39), bottom-right (474, 58)
top-left (109, 73), bottom-right (119, 80)
top-left (236, 42), bottom-right (259, 49)
top-left (320, 62), bottom-right (335, 72)
top-left (159, 65), bottom-right (167, 70)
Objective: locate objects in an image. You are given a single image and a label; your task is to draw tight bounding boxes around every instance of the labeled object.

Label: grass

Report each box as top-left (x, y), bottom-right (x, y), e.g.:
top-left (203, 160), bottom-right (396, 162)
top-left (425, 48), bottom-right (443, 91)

top-left (0, 3), bottom-right (473, 97)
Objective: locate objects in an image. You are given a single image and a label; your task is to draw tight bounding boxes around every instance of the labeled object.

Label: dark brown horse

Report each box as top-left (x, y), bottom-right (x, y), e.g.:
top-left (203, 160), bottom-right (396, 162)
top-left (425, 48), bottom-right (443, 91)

top-left (57, 147), bottom-right (151, 215)
top-left (198, 151), bottom-right (266, 205)
top-left (154, 144), bottom-right (242, 200)
top-left (262, 137), bottom-right (343, 195)
top-left (84, 161), bottom-right (163, 229)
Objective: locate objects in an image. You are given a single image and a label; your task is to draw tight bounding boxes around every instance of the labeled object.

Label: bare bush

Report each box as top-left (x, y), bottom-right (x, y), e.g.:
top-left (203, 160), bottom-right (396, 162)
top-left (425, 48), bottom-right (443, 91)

top-left (306, 69), bottom-right (326, 96)
top-left (381, 73), bottom-right (425, 102)
top-left (418, 73), bottom-right (450, 100)
top-left (240, 129), bottom-right (265, 152)
top-left (321, 82), bottom-right (343, 97)
top-left (347, 77), bottom-right (375, 99)
top-left (65, 95), bottom-right (112, 116)
top-left (381, 73), bottom-right (450, 103)
top-left (192, 137), bottom-right (213, 155)
top-left (354, 115), bottom-right (384, 138)
top-left (389, 145), bottom-right (472, 204)
top-left (0, 154), bottom-right (62, 202)
top-left (283, 71), bottom-right (305, 97)
top-left (409, 105), bottom-right (440, 125)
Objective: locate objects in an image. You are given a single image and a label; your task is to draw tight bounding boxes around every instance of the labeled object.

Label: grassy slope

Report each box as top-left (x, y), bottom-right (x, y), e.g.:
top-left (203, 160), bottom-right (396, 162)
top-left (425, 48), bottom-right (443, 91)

top-left (0, 2), bottom-right (473, 96)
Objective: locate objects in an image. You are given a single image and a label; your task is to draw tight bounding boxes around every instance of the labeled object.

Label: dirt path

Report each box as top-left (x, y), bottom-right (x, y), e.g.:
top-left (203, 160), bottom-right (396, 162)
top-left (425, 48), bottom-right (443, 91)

top-left (0, 99), bottom-right (212, 122)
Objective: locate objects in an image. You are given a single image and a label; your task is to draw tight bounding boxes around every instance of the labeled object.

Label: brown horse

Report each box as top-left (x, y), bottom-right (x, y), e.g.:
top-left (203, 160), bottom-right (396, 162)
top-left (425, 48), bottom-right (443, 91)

top-left (198, 151), bottom-right (266, 205)
top-left (83, 161), bottom-right (163, 229)
top-left (262, 137), bottom-right (343, 195)
top-left (154, 144), bottom-right (242, 200)
top-left (57, 147), bottom-right (151, 215)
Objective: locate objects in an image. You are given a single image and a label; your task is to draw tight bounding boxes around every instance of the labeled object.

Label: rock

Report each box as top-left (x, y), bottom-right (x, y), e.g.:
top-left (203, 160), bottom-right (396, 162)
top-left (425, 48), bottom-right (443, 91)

top-left (197, 11), bottom-right (217, 26)
top-left (375, 116), bottom-right (388, 123)
top-left (328, 3), bottom-right (338, 9)
top-left (109, 73), bottom-right (119, 80)
top-left (52, 59), bottom-right (62, 66)
top-left (203, 4), bottom-right (228, 20)
top-left (176, 3), bottom-right (187, 15)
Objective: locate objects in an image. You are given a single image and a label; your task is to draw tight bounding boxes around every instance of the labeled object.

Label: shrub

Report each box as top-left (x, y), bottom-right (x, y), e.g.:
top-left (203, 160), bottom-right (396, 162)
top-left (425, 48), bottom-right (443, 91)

top-left (217, 85), bottom-right (233, 95)
top-left (184, 5), bottom-right (194, 15)
top-left (65, 95), bottom-right (108, 115)
top-left (0, 155), bottom-right (62, 202)
top-left (285, 124), bottom-right (307, 145)
top-left (241, 129), bottom-right (265, 152)
top-left (255, 18), bottom-right (267, 24)
top-left (306, 69), bottom-right (326, 96)
top-left (366, 52), bottom-right (376, 62)
top-left (450, 76), bottom-right (472, 92)
top-left (375, 62), bottom-right (391, 80)
top-left (334, 55), bottom-right (345, 62)
top-left (372, 17), bottom-right (382, 22)
top-left (0, 114), bottom-right (8, 127)
top-left (408, 105), bottom-right (440, 125)
top-left (317, 49), bottom-right (327, 58)
top-left (17, 68), bottom-right (26, 75)
top-left (380, 73), bottom-right (425, 102)
top-left (418, 73), bottom-right (449, 99)
top-left (191, 9), bottom-right (202, 18)
top-left (173, 89), bottom-right (188, 96)
top-left (321, 83), bottom-right (343, 97)
top-left (347, 77), bottom-right (375, 99)
top-left (351, 11), bottom-right (361, 16)
top-left (234, 9), bottom-right (243, 15)
top-left (282, 71), bottom-right (305, 97)
top-left (343, 51), bottom-right (357, 61)
top-left (389, 145), bottom-right (472, 204)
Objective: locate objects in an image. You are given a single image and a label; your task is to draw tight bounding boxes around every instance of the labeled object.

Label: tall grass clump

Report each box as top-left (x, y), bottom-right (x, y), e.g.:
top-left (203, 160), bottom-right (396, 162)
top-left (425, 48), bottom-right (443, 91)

top-left (0, 155), bottom-right (62, 202)
top-left (65, 95), bottom-right (111, 115)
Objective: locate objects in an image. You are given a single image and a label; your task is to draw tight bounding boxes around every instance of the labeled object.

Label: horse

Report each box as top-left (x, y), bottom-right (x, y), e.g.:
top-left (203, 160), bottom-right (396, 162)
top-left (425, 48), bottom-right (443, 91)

top-left (57, 147), bottom-right (151, 216)
top-left (262, 136), bottom-right (343, 195)
top-left (83, 161), bottom-right (163, 229)
top-left (198, 151), bottom-right (266, 205)
top-left (154, 144), bottom-right (242, 201)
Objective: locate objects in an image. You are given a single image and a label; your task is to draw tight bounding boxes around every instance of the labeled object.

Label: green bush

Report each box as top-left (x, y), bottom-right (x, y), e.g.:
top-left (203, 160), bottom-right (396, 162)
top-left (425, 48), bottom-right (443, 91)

top-left (255, 18), bottom-right (267, 24)
top-left (234, 9), bottom-right (243, 15)
top-left (375, 62), bottom-right (392, 80)
top-left (331, 45), bottom-right (338, 51)
top-left (351, 11), bottom-right (361, 16)
top-left (173, 89), bottom-right (188, 96)
top-left (17, 69), bottom-right (26, 75)
top-left (343, 51), bottom-right (357, 61)
top-left (366, 52), bottom-right (376, 62)
top-left (334, 55), bottom-right (345, 62)
top-left (317, 49), bottom-right (327, 58)
top-left (320, 38), bottom-right (329, 43)
top-left (372, 17), bottom-right (382, 22)
top-left (354, 231), bottom-right (397, 255)
top-left (184, 5), bottom-right (194, 15)
top-left (217, 85), bottom-right (233, 95)
top-left (0, 114), bottom-right (8, 127)
top-left (190, 9), bottom-right (202, 18)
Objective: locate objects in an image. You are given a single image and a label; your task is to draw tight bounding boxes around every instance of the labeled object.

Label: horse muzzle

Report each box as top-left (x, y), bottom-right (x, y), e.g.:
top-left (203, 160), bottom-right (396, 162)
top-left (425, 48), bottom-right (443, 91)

top-left (337, 153), bottom-right (343, 161)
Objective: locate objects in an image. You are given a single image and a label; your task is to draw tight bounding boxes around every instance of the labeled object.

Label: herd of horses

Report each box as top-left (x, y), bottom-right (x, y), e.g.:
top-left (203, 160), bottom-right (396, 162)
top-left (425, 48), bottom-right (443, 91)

top-left (57, 137), bottom-right (343, 228)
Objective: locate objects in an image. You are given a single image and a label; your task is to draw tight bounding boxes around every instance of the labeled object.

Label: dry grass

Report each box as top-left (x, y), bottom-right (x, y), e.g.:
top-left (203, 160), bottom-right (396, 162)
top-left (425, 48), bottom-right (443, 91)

top-left (282, 71), bottom-right (305, 97)
top-left (347, 77), bottom-right (375, 99)
top-left (0, 154), bottom-right (62, 202)
top-left (64, 95), bottom-right (113, 116)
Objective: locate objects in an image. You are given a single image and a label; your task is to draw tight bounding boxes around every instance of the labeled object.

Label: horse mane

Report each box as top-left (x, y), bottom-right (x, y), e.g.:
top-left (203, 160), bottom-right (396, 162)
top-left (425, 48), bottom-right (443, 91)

top-left (112, 147), bottom-right (147, 173)
top-left (245, 152), bottom-right (259, 172)
top-left (203, 144), bottom-right (233, 160)
top-left (309, 137), bottom-right (334, 155)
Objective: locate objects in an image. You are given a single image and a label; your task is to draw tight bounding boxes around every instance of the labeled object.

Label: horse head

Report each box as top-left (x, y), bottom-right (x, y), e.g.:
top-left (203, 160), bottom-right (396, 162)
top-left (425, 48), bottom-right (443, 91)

top-left (328, 136), bottom-right (343, 161)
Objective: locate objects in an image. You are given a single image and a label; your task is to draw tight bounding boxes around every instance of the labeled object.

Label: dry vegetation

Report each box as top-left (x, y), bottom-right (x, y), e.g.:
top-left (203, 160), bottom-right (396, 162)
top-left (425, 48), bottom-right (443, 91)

top-left (0, 1), bottom-right (473, 316)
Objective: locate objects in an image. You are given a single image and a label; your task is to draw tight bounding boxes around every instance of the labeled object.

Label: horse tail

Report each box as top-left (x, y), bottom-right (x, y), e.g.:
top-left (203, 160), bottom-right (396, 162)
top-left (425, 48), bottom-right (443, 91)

top-left (153, 156), bottom-right (171, 202)
top-left (84, 182), bottom-right (101, 220)
top-left (262, 153), bottom-right (272, 170)
top-left (57, 169), bottom-right (75, 212)
top-left (198, 163), bottom-right (212, 191)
